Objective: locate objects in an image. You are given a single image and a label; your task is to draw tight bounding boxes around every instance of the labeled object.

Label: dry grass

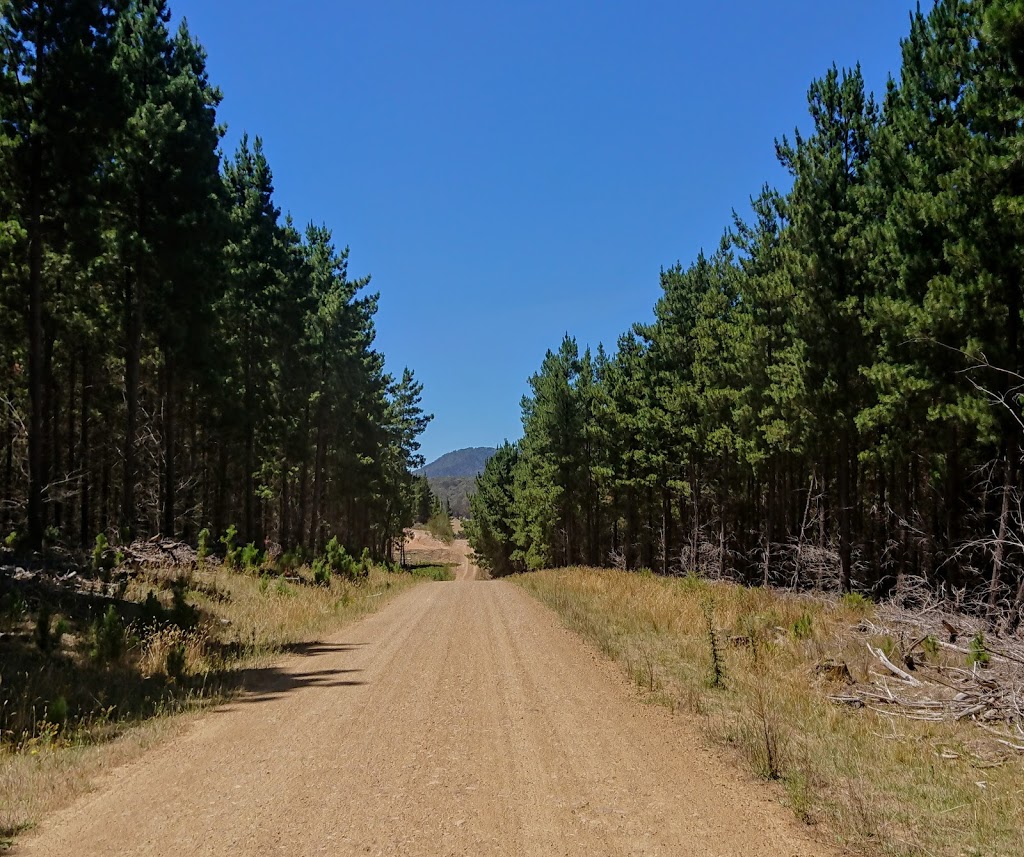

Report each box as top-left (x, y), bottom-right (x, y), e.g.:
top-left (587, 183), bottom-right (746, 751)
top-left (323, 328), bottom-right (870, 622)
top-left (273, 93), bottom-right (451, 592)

top-left (0, 563), bottom-right (419, 846)
top-left (516, 567), bottom-right (1024, 857)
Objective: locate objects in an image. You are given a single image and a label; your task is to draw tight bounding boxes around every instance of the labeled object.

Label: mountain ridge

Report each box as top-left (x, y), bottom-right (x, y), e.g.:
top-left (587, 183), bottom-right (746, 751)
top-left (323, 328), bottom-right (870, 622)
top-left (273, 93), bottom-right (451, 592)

top-left (416, 447), bottom-right (496, 479)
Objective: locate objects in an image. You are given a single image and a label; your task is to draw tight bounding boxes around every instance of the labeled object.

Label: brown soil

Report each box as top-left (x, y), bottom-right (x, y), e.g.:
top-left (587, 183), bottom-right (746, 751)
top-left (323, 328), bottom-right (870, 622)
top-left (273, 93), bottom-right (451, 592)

top-left (16, 533), bottom-right (831, 856)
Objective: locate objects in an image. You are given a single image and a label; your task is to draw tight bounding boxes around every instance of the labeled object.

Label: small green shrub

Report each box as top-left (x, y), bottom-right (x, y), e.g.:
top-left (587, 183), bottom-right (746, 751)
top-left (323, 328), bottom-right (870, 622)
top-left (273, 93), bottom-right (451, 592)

top-left (921, 635), bottom-right (939, 658)
top-left (277, 547), bottom-right (305, 574)
top-left (312, 558), bottom-right (332, 587)
top-left (240, 542), bottom-right (264, 570)
top-left (321, 536), bottom-right (362, 581)
top-left (165, 643), bottom-right (187, 680)
top-left (4, 530), bottom-right (21, 549)
top-left (170, 580), bottom-right (198, 628)
top-left (35, 605), bottom-right (54, 653)
top-left (53, 616), bottom-right (70, 641)
top-left (197, 527), bottom-right (212, 562)
top-left (275, 577), bottom-right (293, 597)
top-left (90, 605), bottom-right (128, 664)
top-left (968, 633), bottom-right (990, 667)
top-left (221, 525), bottom-right (241, 569)
top-left (143, 590), bottom-right (165, 625)
top-left (702, 598), bottom-right (725, 688)
top-left (840, 591), bottom-right (871, 611)
top-left (91, 533), bottom-right (116, 575)
top-left (49, 695), bottom-right (69, 724)
top-left (791, 613), bottom-right (814, 640)
top-left (258, 573), bottom-right (271, 594)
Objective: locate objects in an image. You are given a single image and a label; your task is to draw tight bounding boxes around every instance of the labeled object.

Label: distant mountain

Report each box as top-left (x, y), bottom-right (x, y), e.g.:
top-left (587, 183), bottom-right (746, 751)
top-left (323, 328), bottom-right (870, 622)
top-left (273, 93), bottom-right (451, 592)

top-left (416, 447), bottom-right (496, 479)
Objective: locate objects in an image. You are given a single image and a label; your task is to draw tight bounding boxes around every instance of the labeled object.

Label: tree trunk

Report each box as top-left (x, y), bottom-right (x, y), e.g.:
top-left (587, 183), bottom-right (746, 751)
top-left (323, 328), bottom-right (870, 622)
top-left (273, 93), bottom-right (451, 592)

top-left (79, 354), bottom-right (91, 547)
top-left (838, 430), bottom-right (852, 592)
top-left (26, 113), bottom-right (45, 549)
top-left (989, 447), bottom-right (1018, 610)
top-left (122, 271), bottom-right (142, 537)
top-left (161, 351), bottom-right (176, 536)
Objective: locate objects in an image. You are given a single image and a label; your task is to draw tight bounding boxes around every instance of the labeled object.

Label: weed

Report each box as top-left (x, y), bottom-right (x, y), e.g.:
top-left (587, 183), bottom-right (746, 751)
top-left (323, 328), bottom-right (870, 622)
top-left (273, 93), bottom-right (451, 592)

top-left (90, 606), bottom-right (129, 665)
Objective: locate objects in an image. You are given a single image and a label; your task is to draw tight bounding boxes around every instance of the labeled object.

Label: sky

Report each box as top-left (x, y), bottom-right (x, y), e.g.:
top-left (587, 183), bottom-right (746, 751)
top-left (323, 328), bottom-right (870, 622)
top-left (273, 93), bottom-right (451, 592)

top-left (169, 0), bottom-right (920, 464)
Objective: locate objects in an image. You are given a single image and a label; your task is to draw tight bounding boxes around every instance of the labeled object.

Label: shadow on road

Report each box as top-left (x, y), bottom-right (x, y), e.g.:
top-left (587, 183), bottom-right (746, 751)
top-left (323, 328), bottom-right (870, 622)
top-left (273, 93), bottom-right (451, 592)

top-left (215, 642), bottom-right (370, 709)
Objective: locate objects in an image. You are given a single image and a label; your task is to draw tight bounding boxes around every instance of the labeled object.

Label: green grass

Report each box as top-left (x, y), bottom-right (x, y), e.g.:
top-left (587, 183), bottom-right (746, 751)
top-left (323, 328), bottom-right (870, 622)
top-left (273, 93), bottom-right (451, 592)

top-left (408, 564), bottom-right (455, 581)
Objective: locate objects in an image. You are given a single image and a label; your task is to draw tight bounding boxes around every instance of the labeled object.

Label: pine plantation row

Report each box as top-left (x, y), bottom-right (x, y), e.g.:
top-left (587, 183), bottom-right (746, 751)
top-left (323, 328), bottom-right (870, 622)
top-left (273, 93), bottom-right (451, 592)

top-left (0, 1), bottom-right (431, 560)
top-left (467, 2), bottom-right (1024, 621)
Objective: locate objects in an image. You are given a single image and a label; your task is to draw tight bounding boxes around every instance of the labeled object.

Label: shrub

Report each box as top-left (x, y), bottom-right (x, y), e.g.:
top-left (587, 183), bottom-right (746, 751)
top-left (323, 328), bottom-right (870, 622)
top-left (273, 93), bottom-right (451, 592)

top-left (197, 527), bottom-right (212, 562)
top-left (165, 642), bottom-right (187, 680)
top-left (277, 547), bottom-right (305, 574)
top-left (240, 542), bottom-right (264, 570)
top-left (35, 606), bottom-right (54, 653)
top-left (702, 598), bottom-right (725, 688)
top-left (49, 695), bottom-right (69, 724)
top-left (170, 579), bottom-right (198, 629)
top-left (426, 510), bottom-right (455, 544)
top-left (840, 591), bottom-right (871, 611)
top-left (791, 613), bottom-right (814, 640)
top-left (322, 536), bottom-right (361, 581)
top-left (90, 605), bottom-right (128, 664)
top-left (359, 547), bottom-right (373, 578)
top-left (91, 533), bottom-right (117, 575)
top-left (143, 590), bottom-right (165, 625)
top-left (968, 633), bottom-right (990, 667)
top-left (4, 530), bottom-right (21, 549)
top-left (312, 558), bottom-right (332, 587)
top-left (221, 525), bottom-right (241, 569)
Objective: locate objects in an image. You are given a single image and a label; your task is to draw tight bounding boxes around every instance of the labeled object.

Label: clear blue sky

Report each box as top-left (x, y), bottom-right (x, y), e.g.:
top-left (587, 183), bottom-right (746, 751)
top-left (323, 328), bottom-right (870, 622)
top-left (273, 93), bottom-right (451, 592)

top-left (170, 0), bottom-right (919, 464)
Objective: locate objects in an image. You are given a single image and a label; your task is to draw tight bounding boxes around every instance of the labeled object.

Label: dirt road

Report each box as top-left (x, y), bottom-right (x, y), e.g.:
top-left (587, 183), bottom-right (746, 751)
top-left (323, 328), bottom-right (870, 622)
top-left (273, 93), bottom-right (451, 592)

top-left (18, 535), bottom-right (827, 856)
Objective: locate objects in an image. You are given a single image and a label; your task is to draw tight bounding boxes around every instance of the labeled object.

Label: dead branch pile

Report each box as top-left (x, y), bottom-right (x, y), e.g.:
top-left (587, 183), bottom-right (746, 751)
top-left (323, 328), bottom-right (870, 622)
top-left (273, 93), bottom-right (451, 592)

top-left (831, 606), bottom-right (1024, 751)
top-left (123, 538), bottom-right (197, 569)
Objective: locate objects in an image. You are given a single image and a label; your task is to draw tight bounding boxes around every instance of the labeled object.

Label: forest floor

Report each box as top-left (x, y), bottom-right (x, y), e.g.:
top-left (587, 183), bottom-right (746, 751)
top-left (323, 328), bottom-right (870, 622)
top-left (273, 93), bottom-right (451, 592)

top-left (516, 568), bottom-right (1024, 857)
top-left (11, 534), bottom-right (826, 856)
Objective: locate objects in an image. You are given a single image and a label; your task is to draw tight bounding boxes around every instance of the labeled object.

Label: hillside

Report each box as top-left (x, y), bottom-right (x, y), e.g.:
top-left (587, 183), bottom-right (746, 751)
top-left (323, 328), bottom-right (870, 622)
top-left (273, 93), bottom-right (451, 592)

top-left (417, 447), bottom-right (496, 479)
top-left (427, 476), bottom-right (476, 518)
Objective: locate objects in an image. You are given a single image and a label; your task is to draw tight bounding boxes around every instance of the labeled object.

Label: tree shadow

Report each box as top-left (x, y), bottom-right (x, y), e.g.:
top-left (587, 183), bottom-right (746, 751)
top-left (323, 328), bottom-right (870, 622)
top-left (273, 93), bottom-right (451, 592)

top-left (215, 642), bottom-right (371, 708)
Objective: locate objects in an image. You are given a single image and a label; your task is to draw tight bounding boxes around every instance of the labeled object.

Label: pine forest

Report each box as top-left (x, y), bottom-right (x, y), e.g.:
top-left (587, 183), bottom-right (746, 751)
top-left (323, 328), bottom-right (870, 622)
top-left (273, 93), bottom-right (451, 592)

top-left (468, 1), bottom-right (1024, 625)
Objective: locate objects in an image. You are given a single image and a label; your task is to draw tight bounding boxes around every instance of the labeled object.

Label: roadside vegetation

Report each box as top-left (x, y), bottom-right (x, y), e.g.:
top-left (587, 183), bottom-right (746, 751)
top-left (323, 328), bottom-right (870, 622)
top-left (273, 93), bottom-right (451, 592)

top-left (518, 568), bottom-right (1024, 857)
top-left (0, 548), bottom-right (421, 846)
